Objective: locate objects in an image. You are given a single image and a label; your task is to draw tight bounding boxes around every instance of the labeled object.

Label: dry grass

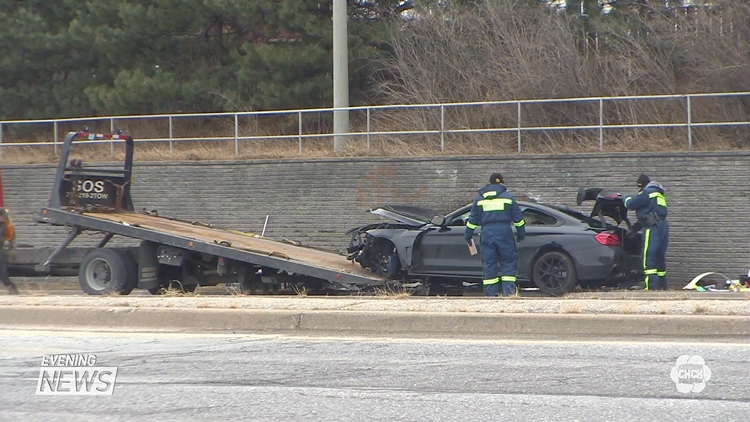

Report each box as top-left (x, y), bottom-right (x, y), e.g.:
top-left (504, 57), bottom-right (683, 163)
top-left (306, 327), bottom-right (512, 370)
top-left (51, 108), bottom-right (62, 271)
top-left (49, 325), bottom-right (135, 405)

top-left (1, 131), bottom-right (747, 166)
top-left (692, 304), bottom-right (711, 315)
top-left (225, 284), bottom-right (246, 296)
top-left (293, 285), bottom-right (308, 297)
top-left (562, 303), bottom-right (582, 314)
top-left (618, 303), bottom-right (635, 314)
top-left (156, 281), bottom-right (199, 297)
top-left (373, 284), bottom-right (412, 299)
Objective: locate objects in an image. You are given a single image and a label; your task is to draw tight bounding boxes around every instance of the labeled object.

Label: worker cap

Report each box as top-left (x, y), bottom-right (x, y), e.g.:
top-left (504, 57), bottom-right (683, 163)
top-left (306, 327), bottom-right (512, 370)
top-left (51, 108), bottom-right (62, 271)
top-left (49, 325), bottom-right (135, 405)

top-left (489, 173), bottom-right (504, 184)
top-left (636, 173), bottom-right (650, 188)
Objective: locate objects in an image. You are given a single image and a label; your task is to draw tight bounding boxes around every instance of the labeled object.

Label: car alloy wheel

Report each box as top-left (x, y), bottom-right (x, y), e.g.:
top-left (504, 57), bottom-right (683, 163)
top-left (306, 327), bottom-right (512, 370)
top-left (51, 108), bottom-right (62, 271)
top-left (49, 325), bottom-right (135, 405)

top-left (532, 251), bottom-right (577, 296)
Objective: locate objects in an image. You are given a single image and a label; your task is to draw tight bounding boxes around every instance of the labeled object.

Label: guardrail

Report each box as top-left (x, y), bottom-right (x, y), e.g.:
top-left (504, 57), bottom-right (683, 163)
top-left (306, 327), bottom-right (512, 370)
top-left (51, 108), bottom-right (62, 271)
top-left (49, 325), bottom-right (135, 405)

top-left (1, 91), bottom-right (749, 157)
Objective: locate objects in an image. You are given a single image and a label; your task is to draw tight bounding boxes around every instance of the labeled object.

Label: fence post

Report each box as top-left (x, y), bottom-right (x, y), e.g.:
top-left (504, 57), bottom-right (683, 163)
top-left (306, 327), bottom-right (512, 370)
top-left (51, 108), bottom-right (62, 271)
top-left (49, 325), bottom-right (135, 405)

top-left (298, 111), bottom-right (303, 154)
top-left (599, 98), bottom-right (604, 151)
top-left (234, 113), bottom-right (239, 156)
top-left (0, 123), bottom-right (3, 159)
top-left (53, 121), bottom-right (58, 156)
top-left (168, 116), bottom-right (173, 153)
top-left (517, 102), bottom-right (522, 154)
top-left (686, 95), bottom-right (692, 150)
top-left (366, 107), bottom-right (371, 150)
top-left (440, 104), bottom-right (445, 152)
top-left (110, 118), bottom-right (115, 156)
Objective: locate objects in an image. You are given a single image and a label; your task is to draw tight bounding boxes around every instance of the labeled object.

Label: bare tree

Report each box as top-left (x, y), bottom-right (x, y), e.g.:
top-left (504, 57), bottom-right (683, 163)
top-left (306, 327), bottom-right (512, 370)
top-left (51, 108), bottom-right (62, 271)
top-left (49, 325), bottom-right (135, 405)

top-left (371, 0), bottom-right (750, 152)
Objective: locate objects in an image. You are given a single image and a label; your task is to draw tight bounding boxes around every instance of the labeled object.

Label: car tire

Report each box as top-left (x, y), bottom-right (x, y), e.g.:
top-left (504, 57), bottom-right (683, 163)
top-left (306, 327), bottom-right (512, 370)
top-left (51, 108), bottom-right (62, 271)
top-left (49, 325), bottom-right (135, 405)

top-left (531, 250), bottom-right (577, 296)
top-left (79, 249), bottom-right (135, 295)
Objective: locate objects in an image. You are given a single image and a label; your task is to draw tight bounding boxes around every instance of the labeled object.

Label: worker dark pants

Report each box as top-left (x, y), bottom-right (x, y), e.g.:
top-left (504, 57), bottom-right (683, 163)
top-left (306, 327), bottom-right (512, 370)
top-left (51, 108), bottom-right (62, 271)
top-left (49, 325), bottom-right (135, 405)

top-left (643, 220), bottom-right (669, 290)
top-left (480, 225), bottom-right (518, 297)
top-left (0, 251), bottom-right (12, 287)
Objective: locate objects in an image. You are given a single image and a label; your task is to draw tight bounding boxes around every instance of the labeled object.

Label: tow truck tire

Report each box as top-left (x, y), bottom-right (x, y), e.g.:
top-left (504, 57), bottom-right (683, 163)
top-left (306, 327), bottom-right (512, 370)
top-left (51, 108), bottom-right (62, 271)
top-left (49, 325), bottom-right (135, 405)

top-left (116, 250), bottom-right (138, 296)
top-left (79, 249), bottom-right (135, 295)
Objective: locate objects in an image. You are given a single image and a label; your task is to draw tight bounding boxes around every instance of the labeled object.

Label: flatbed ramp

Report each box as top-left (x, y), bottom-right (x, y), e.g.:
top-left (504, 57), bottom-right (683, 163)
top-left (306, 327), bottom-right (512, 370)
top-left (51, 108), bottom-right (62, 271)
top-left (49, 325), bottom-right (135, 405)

top-left (88, 211), bottom-right (374, 279)
top-left (39, 207), bottom-right (382, 287)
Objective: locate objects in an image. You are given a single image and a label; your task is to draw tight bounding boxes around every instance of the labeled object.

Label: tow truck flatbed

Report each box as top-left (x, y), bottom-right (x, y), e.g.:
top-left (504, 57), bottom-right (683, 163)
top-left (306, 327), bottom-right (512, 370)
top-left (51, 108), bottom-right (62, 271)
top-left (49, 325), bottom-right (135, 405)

top-left (31, 130), bottom-right (384, 295)
top-left (39, 208), bottom-right (379, 286)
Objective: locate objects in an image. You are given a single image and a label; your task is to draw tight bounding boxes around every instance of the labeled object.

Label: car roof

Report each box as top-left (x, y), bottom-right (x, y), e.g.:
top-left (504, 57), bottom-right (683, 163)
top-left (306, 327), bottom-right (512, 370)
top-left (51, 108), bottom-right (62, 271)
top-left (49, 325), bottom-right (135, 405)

top-left (448, 200), bottom-right (591, 226)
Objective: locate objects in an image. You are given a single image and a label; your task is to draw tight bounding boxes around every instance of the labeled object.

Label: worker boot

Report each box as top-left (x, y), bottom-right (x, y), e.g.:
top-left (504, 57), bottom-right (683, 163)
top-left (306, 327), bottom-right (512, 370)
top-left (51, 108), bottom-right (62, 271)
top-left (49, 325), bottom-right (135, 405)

top-left (483, 283), bottom-right (500, 297)
top-left (627, 281), bottom-right (647, 291)
top-left (658, 277), bottom-right (668, 291)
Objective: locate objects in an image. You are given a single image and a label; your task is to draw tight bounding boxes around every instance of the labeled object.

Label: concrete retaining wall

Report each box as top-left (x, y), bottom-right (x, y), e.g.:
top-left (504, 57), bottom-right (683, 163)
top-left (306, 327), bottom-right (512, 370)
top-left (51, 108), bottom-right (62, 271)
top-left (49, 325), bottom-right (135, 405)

top-left (3, 151), bottom-right (749, 284)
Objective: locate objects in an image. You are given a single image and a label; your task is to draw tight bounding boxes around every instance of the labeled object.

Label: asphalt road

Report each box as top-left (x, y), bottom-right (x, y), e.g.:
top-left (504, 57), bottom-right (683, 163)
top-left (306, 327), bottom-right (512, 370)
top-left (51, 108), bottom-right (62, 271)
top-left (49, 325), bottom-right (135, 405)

top-left (1, 329), bottom-right (748, 421)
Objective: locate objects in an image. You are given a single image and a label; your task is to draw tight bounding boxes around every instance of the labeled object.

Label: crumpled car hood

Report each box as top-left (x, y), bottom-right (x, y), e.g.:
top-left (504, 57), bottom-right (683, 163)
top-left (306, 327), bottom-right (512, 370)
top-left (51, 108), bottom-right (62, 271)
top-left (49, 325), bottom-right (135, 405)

top-left (368, 205), bottom-right (440, 226)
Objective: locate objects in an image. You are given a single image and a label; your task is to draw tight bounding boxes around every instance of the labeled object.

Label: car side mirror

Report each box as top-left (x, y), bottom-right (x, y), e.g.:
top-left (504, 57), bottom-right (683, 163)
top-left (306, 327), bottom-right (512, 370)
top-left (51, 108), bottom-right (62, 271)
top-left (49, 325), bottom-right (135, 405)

top-left (430, 216), bottom-right (446, 226)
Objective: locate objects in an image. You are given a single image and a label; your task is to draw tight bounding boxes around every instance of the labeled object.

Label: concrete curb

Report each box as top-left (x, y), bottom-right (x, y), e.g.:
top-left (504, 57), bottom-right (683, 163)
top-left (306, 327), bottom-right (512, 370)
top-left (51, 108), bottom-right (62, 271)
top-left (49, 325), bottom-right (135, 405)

top-left (1, 306), bottom-right (748, 341)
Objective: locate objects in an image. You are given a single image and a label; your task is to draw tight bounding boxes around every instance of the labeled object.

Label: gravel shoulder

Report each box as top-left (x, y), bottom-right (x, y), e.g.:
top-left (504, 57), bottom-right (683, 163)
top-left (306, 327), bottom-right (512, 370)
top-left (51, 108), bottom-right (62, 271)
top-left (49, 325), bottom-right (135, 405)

top-left (0, 295), bottom-right (748, 316)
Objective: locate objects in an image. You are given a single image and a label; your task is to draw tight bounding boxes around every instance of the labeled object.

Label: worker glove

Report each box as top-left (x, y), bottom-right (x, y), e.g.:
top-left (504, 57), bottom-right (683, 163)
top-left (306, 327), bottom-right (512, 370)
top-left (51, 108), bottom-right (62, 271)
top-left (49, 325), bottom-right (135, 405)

top-left (516, 227), bottom-right (526, 243)
top-left (463, 228), bottom-right (474, 243)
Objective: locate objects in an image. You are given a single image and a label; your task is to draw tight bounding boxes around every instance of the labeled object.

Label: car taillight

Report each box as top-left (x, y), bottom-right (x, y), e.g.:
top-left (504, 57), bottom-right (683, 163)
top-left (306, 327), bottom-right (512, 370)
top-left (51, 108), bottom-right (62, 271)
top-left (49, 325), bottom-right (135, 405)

top-left (595, 232), bottom-right (620, 246)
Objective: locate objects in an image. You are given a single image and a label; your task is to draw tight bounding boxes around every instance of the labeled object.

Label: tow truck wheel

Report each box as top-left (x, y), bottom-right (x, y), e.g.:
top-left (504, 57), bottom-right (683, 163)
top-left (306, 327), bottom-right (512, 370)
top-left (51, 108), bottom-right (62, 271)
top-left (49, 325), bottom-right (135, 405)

top-left (79, 249), bottom-right (135, 295)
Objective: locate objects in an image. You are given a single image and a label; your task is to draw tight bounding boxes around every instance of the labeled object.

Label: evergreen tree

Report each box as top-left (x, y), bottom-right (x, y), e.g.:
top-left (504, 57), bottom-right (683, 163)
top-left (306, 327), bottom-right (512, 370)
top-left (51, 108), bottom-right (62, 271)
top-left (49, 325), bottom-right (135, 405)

top-left (0, 0), bottom-right (399, 119)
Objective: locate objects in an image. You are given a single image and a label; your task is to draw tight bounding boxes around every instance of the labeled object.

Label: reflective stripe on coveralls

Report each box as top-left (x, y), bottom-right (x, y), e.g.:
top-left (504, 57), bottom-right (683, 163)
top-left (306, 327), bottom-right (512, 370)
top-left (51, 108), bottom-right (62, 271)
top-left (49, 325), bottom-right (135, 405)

top-left (642, 228), bottom-right (670, 290)
top-left (477, 197), bottom-right (513, 211)
top-left (483, 275), bottom-right (517, 286)
top-left (649, 191), bottom-right (667, 207)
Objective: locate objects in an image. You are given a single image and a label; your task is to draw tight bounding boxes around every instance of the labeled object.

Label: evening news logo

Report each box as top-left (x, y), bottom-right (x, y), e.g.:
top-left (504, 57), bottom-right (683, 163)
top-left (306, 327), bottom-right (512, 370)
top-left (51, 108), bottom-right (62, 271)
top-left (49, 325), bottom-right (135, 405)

top-left (36, 354), bottom-right (118, 396)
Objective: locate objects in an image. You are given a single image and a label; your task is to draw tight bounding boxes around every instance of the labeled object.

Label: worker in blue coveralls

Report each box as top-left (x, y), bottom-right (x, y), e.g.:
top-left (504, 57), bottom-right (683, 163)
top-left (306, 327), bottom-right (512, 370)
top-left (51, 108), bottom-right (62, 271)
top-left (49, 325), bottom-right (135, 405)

top-left (624, 174), bottom-right (669, 290)
top-left (464, 173), bottom-right (526, 297)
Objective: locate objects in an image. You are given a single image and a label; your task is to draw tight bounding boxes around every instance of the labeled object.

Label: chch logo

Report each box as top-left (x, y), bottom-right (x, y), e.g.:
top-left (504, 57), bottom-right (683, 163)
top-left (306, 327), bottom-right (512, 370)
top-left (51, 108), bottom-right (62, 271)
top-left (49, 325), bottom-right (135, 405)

top-left (670, 355), bottom-right (711, 393)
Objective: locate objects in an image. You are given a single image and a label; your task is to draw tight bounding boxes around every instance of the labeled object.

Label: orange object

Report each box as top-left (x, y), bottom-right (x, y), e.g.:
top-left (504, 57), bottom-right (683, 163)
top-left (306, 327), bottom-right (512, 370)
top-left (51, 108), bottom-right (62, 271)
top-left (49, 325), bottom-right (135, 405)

top-left (3, 213), bottom-right (14, 242)
top-left (3, 216), bottom-right (13, 242)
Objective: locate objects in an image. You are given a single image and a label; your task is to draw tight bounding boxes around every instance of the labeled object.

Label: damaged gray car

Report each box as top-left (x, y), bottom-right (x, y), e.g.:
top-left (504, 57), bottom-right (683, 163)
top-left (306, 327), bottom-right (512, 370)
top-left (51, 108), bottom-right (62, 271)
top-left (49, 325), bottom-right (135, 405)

top-left (346, 188), bottom-right (644, 296)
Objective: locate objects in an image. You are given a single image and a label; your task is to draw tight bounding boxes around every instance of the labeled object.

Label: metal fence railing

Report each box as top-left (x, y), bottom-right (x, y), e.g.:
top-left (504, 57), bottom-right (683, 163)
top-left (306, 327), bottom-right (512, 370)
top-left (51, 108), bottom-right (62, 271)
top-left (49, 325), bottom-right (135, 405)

top-left (1, 91), bottom-right (749, 157)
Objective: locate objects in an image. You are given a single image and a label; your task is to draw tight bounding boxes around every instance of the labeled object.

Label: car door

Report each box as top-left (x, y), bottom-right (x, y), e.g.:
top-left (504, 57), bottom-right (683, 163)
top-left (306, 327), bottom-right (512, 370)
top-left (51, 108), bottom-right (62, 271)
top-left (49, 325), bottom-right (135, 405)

top-left (515, 205), bottom-right (562, 279)
top-left (414, 208), bottom-right (483, 276)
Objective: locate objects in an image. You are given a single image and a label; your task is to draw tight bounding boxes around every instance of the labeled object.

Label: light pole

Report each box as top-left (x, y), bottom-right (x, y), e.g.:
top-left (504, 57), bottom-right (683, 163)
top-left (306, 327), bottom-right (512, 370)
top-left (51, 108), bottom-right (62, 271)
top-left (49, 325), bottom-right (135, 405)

top-left (332, 0), bottom-right (349, 152)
